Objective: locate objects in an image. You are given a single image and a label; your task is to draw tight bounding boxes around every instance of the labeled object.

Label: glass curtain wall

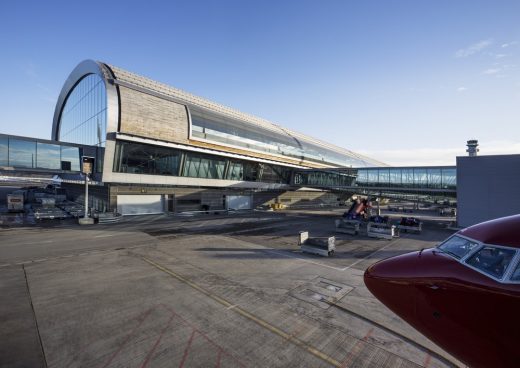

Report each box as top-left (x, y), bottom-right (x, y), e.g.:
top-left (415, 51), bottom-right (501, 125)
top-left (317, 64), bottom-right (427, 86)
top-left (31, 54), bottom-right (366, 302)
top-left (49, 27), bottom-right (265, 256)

top-left (355, 167), bottom-right (457, 189)
top-left (9, 139), bottom-right (36, 168)
top-left (60, 146), bottom-right (81, 171)
top-left (113, 141), bottom-right (293, 184)
top-left (191, 111), bottom-right (374, 168)
top-left (0, 135), bottom-right (82, 171)
top-left (293, 170), bottom-right (356, 187)
top-left (0, 136), bottom-right (7, 166)
top-left (59, 74), bottom-right (107, 147)
top-left (36, 143), bottom-right (61, 170)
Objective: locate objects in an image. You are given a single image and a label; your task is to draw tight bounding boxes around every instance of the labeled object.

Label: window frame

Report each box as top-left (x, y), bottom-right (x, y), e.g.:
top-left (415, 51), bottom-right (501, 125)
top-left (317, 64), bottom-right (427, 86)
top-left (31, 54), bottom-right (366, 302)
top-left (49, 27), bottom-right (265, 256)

top-left (437, 234), bottom-right (520, 283)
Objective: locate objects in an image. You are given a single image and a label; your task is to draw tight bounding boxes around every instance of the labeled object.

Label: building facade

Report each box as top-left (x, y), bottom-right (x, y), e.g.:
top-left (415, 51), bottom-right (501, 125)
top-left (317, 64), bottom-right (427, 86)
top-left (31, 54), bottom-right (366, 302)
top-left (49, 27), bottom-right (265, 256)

top-left (50, 60), bottom-right (384, 214)
top-left (457, 155), bottom-right (520, 227)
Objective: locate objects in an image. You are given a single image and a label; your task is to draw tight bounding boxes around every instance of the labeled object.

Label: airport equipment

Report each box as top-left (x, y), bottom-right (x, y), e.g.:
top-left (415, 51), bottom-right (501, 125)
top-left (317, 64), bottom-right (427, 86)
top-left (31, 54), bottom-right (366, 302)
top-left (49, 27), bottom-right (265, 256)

top-left (298, 231), bottom-right (335, 257)
top-left (7, 193), bottom-right (25, 212)
top-left (367, 216), bottom-right (397, 240)
top-left (342, 198), bottom-right (371, 220)
top-left (37, 197), bottom-right (56, 206)
top-left (335, 218), bottom-right (360, 235)
top-left (398, 217), bottom-right (422, 234)
top-left (95, 212), bottom-right (123, 224)
top-left (57, 201), bottom-right (85, 218)
top-left (33, 205), bottom-right (69, 220)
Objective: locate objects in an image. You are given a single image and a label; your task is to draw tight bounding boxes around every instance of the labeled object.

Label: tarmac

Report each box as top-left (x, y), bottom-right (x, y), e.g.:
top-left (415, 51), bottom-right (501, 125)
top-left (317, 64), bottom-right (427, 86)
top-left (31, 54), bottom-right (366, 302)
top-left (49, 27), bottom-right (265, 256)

top-left (0, 208), bottom-right (464, 368)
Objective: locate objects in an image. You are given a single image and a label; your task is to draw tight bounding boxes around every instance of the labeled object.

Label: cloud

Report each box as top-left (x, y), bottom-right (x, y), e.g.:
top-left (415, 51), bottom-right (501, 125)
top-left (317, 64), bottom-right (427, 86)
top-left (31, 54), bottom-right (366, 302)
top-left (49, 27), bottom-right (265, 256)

top-left (483, 68), bottom-right (500, 74)
top-left (357, 140), bottom-right (520, 166)
top-left (495, 53), bottom-right (507, 59)
top-left (457, 87), bottom-right (467, 92)
top-left (455, 39), bottom-right (493, 58)
top-left (501, 41), bottom-right (518, 48)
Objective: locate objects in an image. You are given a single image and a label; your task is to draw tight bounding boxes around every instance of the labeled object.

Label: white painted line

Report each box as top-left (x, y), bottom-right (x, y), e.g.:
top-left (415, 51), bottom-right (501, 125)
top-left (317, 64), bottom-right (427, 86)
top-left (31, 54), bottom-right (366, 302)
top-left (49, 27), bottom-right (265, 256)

top-left (340, 239), bottom-right (399, 271)
top-left (15, 262), bottom-right (27, 265)
top-left (263, 248), bottom-right (346, 271)
top-left (227, 304), bottom-right (238, 310)
top-left (0, 264), bottom-right (11, 268)
top-left (33, 259), bottom-right (47, 262)
top-left (236, 241), bottom-right (346, 271)
top-left (94, 234), bottom-right (115, 238)
top-left (61, 255), bottom-right (73, 258)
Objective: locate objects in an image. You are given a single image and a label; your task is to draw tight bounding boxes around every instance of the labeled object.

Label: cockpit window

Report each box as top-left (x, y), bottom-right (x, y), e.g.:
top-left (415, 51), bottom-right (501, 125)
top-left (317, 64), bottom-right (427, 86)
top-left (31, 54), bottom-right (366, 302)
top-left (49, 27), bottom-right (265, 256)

top-left (511, 262), bottom-right (520, 281)
top-left (466, 246), bottom-right (516, 279)
top-left (438, 236), bottom-right (479, 259)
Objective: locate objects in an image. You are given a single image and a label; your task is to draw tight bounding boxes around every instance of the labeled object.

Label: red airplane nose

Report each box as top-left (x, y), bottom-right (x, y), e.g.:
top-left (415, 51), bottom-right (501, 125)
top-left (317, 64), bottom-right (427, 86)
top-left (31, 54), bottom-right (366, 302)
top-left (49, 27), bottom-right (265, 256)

top-left (364, 251), bottom-right (422, 321)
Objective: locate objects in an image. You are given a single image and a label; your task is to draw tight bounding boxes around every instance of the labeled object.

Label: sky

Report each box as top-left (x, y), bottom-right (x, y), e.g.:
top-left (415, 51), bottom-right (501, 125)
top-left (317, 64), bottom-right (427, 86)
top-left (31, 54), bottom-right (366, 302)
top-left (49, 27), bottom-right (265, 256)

top-left (0, 0), bottom-right (519, 166)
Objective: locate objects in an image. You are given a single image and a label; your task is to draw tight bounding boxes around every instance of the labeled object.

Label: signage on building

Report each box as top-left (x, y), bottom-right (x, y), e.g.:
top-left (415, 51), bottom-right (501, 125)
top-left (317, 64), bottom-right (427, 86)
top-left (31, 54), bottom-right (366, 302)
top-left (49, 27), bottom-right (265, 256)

top-left (82, 156), bottom-right (94, 175)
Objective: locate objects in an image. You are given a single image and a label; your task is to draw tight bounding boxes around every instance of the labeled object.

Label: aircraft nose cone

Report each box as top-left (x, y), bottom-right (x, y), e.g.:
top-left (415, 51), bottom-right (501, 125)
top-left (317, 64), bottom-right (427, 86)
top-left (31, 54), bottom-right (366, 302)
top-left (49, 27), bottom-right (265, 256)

top-left (364, 252), bottom-right (420, 320)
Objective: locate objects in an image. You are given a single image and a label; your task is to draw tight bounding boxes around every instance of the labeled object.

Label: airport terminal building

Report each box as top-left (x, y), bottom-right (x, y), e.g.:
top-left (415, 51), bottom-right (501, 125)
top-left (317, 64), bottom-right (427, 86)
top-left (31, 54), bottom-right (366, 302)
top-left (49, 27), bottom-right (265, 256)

top-left (2, 60), bottom-right (385, 215)
top-left (1, 60), bottom-right (517, 224)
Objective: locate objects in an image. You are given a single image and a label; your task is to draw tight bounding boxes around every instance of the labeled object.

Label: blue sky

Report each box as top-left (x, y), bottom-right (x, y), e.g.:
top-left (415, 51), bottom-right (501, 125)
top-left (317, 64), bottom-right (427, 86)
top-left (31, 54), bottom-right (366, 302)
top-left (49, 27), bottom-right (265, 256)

top-left (0, 0), bottom-right (519, 165)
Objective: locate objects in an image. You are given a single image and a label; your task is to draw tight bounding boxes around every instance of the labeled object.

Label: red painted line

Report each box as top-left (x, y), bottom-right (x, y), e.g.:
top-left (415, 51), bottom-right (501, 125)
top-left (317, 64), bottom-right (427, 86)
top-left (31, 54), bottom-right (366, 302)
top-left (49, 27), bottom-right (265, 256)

top-left (159, 304), bottom-right (247, 368)
top-left (340, 328), bottom-right (374, 368)
top-left (67, 307), bottom-right (155, 367)
top-left (178, 329), bottom-right (197, 368)
top-left (423, 353), bottom-right (432, 368)
top-left (215, 350), bottom-right (222, 368)
top-left (140, 313), bottom-right (176, 368)
top-left (101, 308), bottom-right (155, 368)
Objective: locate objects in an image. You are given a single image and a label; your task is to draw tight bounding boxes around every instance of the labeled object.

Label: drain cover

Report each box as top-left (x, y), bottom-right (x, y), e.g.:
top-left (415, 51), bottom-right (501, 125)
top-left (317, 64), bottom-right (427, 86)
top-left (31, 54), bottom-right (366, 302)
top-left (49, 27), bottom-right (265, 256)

top-left (289, 277), bottom-right (353, 309)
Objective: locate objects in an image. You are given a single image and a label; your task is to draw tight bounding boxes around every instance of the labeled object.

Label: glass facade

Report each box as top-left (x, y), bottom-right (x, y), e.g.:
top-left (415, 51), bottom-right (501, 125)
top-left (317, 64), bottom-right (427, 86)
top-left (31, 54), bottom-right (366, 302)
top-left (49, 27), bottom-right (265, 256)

top-left (0, 135), bottom-right (81, 171)
top-left (37, 143), bottom-right (61, 170)
top-left (60, 146), bottom-right (81, 171)
top-left (355, 167), bottom-right (456, 189)
top-left (293, 169), bottom-right (356, 187)
top-left (113, 140), bottom-right (292, 184)
top-left (190, 111), bottom-right (375, 168)
top-left (0, 136), bottom-right (8, 166)
top-left (294, 166), bottom-right (457, 190)
top-left (59, 74), bottom-right (107, 147)
top-left (9, 139), bottom-right (36, 168)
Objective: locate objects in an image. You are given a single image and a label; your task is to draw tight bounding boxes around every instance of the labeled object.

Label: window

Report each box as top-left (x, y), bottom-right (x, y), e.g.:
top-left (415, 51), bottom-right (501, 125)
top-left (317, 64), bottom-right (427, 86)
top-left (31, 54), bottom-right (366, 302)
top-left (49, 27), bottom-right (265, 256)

top-left (510, 262), bottom-right (520, 281)
top-left (0, 136), bottom-right (7, 166)
top-left (114, 141), bottom-right (181, 175)
top-left (438, 236), bottom-right (479, 259)
top-left (59, 74), bottom-right (107, 147)
top-left (378, 169), bottom-right (390, 186)
top-left (114, 141), bottom-right (291, 183)
top-left (227, 161), bottom-right (243, 180)
top-left (441, 168), bottom-right (456, 189)
top-left (190, 111), bottom-right (374, 168)
top-left (367, 169), bottom-right (378, 186)
top-left (37, 143), bottom-right (61, 170)
top-left (466, 246), bottom-right (516, 279)
top-left (356, 169), bottom-right (368, 186)
top-left (61, 146), bottom-right (80, 171)
top-left (389, 169), bottom-right (401, 187)
top-left (427, 168), bottom-right (442, 189)
top-left (401, 168), bottom-right (414, 187)
top-left (9, 138), bottom-right (36, 168)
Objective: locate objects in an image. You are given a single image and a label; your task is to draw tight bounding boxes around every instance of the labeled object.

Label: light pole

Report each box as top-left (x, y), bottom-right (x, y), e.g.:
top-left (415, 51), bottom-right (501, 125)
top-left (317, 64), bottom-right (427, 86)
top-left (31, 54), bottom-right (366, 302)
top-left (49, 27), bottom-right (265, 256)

top-left (84, 173), bottom-right (89, 220)
top-left (79, 156), bottom-right (95, 225)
